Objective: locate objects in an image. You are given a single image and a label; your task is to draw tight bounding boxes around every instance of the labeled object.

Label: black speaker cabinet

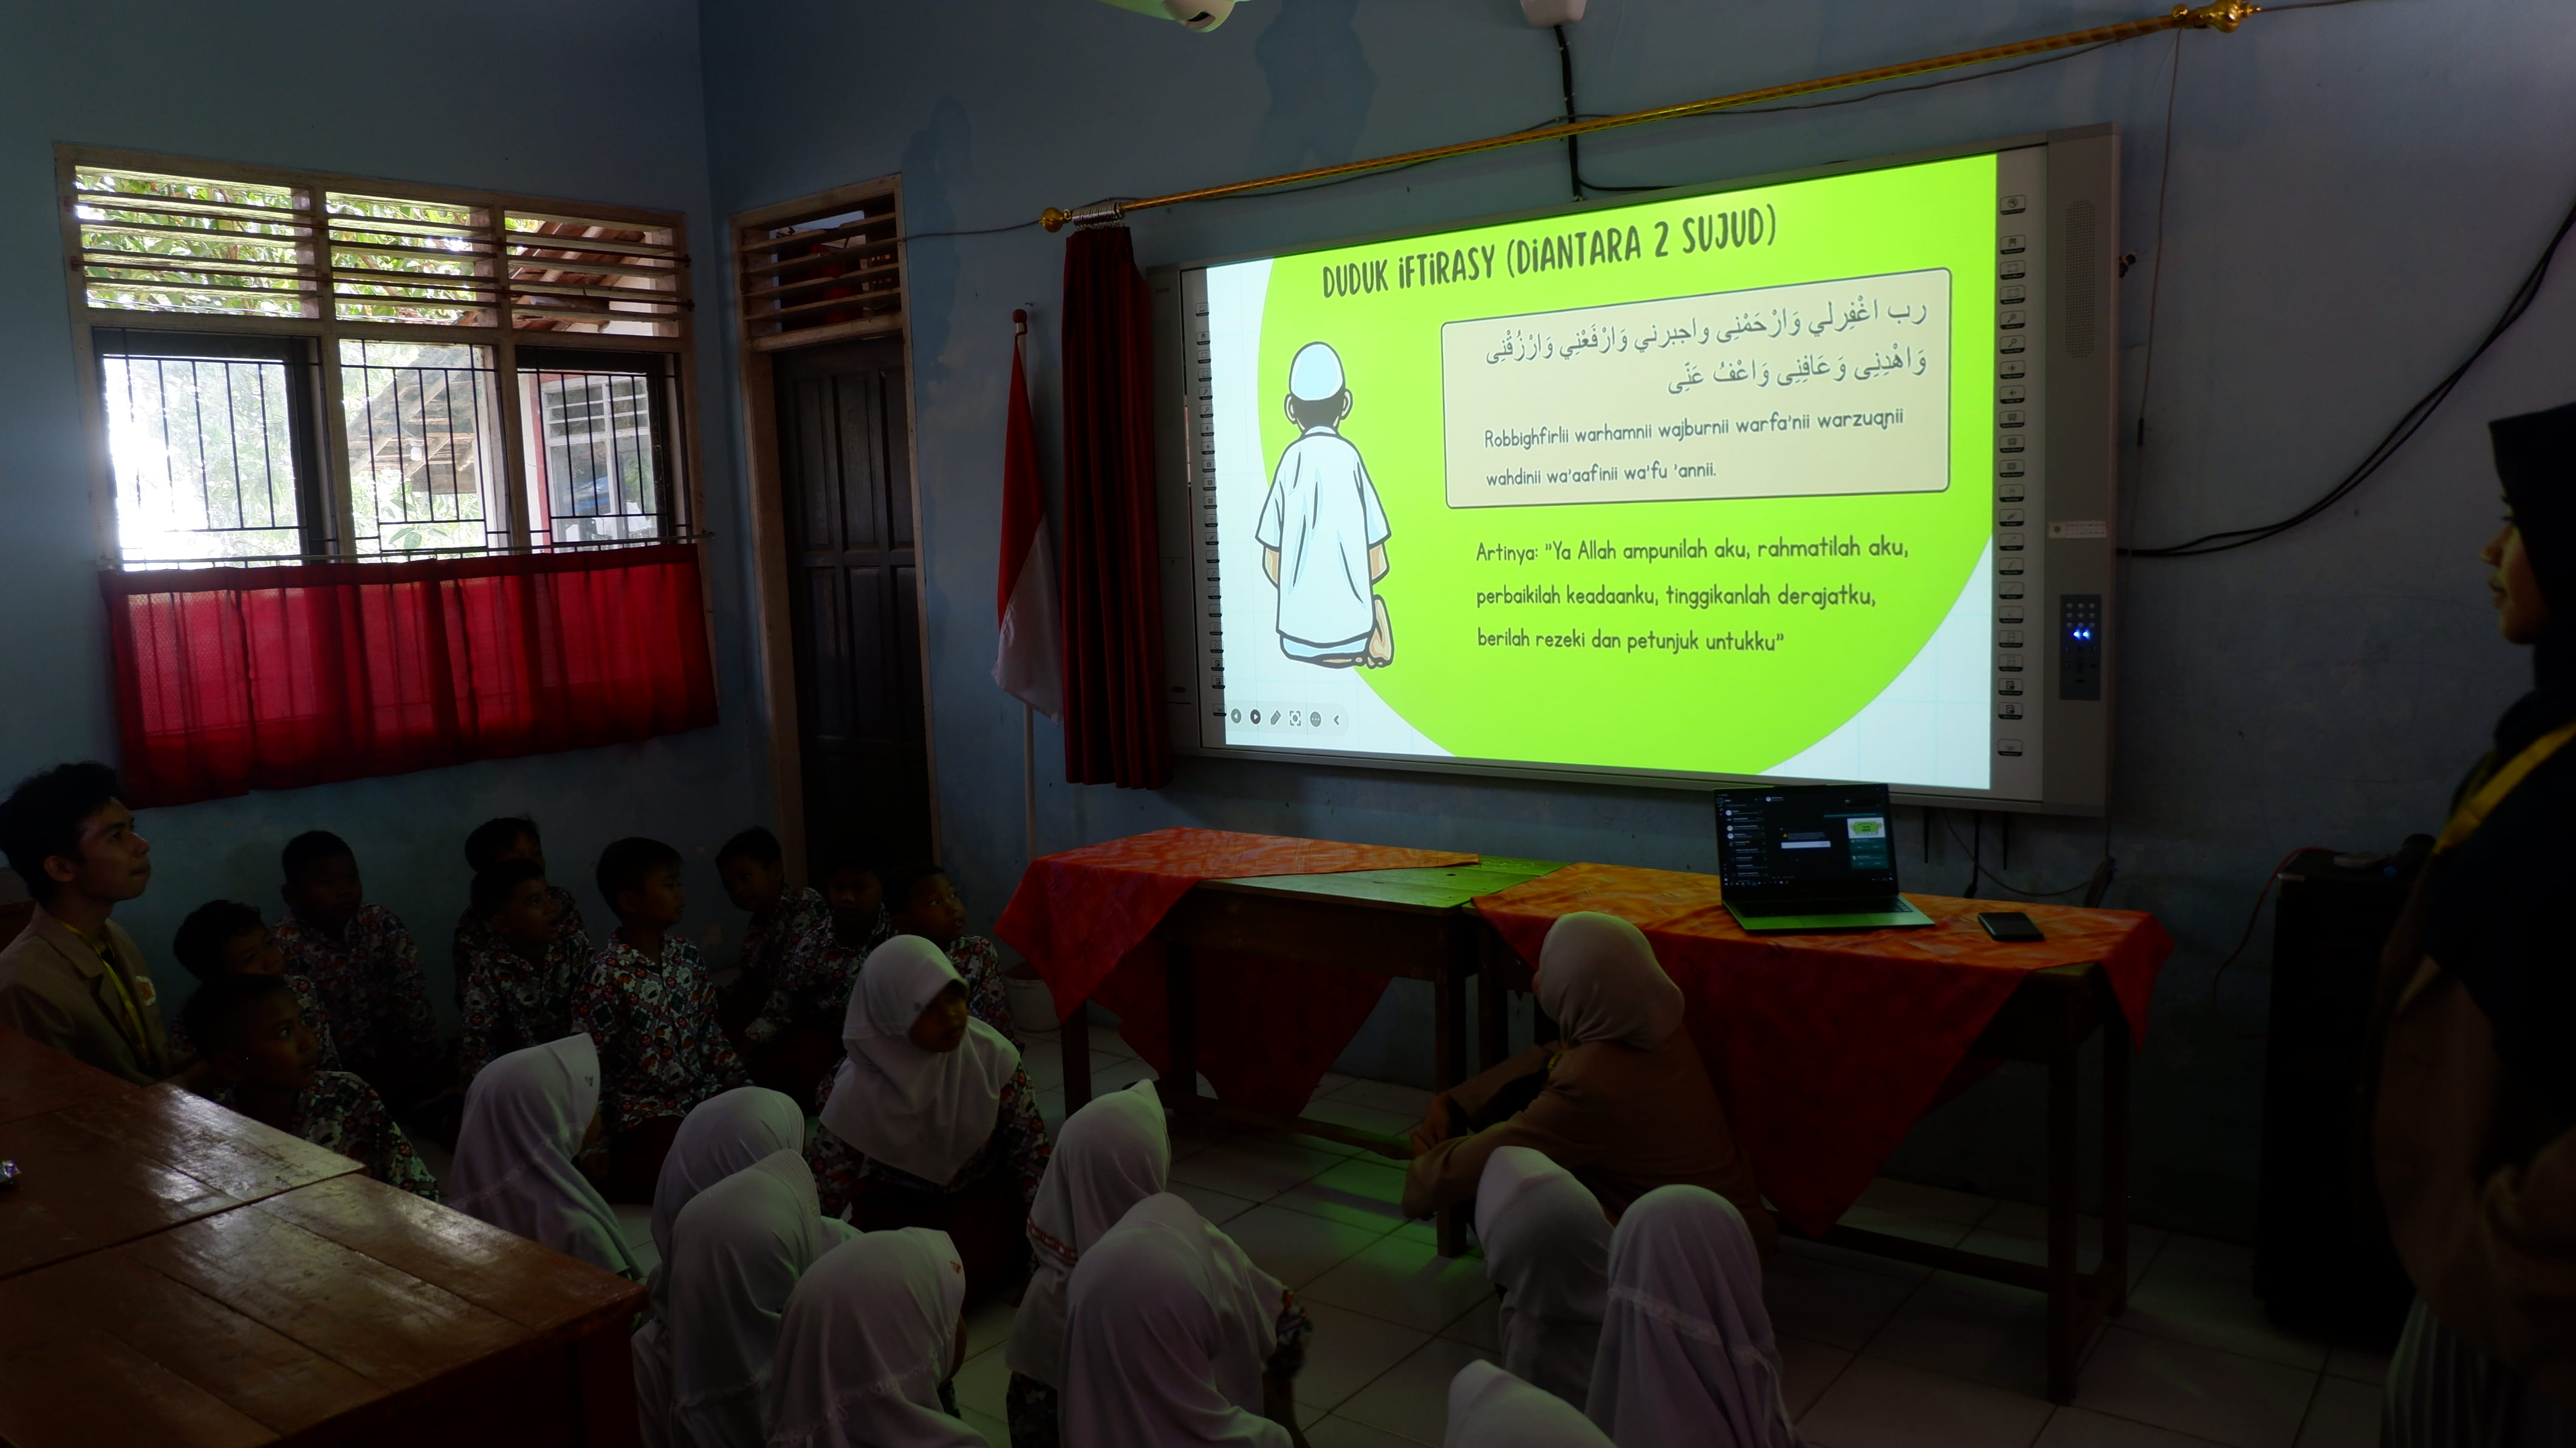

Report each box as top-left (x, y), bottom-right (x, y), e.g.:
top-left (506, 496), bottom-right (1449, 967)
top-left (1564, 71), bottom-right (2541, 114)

top-left (2252, 848), bottom-right (2418, 1340)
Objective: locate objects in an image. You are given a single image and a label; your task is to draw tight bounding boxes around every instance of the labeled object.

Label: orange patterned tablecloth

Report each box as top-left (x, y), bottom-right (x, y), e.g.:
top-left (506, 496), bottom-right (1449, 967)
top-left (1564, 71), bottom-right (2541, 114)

top-left (1471, 861), bottom-right (2171, 1236)
top-left (995, 828), bottom-right (1479, 1115)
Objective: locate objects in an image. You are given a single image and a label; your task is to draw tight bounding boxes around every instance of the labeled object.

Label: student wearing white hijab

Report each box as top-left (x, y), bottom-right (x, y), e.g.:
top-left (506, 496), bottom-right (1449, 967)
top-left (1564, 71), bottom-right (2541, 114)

top-left (1445, 1362), bottom-right (1615, 1448)
top-left (447, 1033), bottom-right (642, 1280)
top-left (669, 1149), bottom-right (858, 1448)
top-left (1402, 912), bottom-right (1773, 1248)
top-left (1063, 1192), bottom-right (1315, 1448)
top-left (806, 935), bottom-right (1049, 1306)
top-left (766, 1227), bottom-right (979, 1448)
top-left (634, 1087), bottom-right (809, 1448)
top-left (1004, 1079), bottom-right (1170, 1447)
top-left (1584, 1186), bottom-right (1798, 1448)
top-left (1476, 1146), bottom-right (1612, 1405)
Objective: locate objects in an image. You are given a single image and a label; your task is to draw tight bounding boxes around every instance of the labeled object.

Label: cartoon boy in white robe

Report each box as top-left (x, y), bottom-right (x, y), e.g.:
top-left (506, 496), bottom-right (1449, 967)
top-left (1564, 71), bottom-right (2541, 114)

top-left (1256, 341), bottom-right (1393, 668)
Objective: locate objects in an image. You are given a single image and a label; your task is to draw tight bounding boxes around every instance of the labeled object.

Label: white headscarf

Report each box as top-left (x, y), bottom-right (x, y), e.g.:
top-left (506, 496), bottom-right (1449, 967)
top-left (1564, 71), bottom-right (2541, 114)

top-left (447, 1034), bottom-right (641, 1280)
top-left (1537, 912), bottom-right (1683, 1050)
top-left (766, 1228), bottom-right (978, 1448)
top-left (1007, 1079), bottom-right (1170, 1389)
top-left (1476, 1147), bottom-right (1611, 1405)
top-left (818, 935), bottom-right (1021, 1186)
top-left (637, 1087), bottom-right (807, 1448)
top-left (1583, 1186), bottom-right (1798, 1448)
top-left (669, 1150), bottom-right (858, 1448)
top-left (1064, 1193), bottom-right (1290, 1448)
top-left (1445, 1361), bottom-right (1615, 1447)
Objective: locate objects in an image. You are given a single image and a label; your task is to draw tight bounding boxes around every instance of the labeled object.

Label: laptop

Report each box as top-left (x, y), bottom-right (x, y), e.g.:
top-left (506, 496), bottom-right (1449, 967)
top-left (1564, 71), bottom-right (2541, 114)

top-left (1714, 782), bottom-right (1935, 932)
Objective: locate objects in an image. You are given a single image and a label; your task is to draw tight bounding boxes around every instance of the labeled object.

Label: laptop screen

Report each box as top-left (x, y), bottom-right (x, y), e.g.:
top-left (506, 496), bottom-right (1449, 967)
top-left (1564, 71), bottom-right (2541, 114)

top-left (1714, 783), bottom-right (1901, 903)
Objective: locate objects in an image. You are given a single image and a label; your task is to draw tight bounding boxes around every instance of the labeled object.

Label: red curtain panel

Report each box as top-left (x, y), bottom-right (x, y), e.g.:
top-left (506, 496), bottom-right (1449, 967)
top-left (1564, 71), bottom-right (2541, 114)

top-left (1057, 226), bottom-right (1173, 790)
top-left (100, 544), bottom-right (719, 808)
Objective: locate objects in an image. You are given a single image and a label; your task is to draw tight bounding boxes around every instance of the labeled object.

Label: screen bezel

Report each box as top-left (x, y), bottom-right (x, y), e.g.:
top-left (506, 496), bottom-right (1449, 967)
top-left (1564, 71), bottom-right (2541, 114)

top-left (1154, 125), bottom-right (2115, 816)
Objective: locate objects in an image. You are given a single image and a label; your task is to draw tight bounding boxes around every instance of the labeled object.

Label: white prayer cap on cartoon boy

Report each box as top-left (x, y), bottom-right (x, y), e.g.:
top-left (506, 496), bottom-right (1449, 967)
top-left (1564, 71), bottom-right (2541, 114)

top-left (1289, 342), bottom-right (1346, 403)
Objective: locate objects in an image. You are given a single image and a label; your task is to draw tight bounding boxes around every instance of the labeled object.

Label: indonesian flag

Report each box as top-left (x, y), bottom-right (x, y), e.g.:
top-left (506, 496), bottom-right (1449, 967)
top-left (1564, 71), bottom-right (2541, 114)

top-left (994, 314), bottom-right (1064, 717)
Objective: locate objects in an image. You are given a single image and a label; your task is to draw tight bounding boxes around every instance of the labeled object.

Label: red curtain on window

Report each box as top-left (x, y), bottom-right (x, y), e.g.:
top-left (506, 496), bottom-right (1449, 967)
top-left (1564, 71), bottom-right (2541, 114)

top-left (1057, 225), bottom-right (1172, 789)
top-left (101, 544), bottom-right (719, 808)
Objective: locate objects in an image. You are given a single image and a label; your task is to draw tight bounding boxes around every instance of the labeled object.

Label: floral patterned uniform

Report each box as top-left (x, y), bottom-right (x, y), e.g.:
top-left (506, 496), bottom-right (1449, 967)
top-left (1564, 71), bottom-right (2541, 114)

top-left (735, 887), bottom-right (835, 1045)
top-left (742, 935), bottom-right (866, 1049)
top-left (1002, 1294), bottom-right (1314, 1448)
top-left (804, 1063), bottom-right (1052, 1221)
top-left (457, 934), bottom-right (591, 1083)
top-left (450, 886), bottom-right (589, 1006)
top-left (272, 906), bottom-right (437, 1068)
top-left (569, 936), bottom-right (747, 1134)
top-left (205, 1069), bottom-right (440, 1201)
top-left (169, 971), bottom-right (346, 1074)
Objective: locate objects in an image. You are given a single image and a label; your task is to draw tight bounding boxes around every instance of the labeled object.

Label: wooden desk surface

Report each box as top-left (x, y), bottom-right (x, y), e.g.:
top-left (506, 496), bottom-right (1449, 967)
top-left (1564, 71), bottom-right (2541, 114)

top-left (0, 1025), bottom-right (139, 1124)
top-left (0, 1173), bottom-right (643, 1447)
top-left (0, 1085), bottom-right (360, 1282)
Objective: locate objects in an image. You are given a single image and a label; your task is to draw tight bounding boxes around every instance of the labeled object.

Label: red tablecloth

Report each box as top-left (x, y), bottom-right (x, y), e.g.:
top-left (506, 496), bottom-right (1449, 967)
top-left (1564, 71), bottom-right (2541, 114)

top-left (995, 828), bottom-right (1480, 1116)
top-left (1471, 862), bottom-right (2171, 1237)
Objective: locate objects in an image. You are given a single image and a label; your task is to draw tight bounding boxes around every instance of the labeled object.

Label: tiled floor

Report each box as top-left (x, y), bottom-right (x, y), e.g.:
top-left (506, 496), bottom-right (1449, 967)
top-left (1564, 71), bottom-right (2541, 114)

top-left (426, 1023), bottom-right (2393, 1448)
top-left (995, 1022), bottom-right (2393, 1448)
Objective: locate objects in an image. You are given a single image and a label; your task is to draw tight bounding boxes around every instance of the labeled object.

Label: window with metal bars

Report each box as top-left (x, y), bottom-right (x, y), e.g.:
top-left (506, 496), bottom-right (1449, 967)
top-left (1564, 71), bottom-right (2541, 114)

top-left (62, 146), bottom-right (694, 567)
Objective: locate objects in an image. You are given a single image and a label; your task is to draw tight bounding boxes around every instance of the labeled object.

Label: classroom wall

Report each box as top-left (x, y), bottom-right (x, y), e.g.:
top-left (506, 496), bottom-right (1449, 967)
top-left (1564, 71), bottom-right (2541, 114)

top-left (698, 0), bottom-right (2576, 1239)
top-left (0, 4), bottom-right (771, 1013)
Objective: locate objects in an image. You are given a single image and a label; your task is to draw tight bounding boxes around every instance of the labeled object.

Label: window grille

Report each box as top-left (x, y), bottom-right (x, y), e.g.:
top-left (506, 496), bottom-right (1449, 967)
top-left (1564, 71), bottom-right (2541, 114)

top-left (734, 182), bottom-right (902, 352)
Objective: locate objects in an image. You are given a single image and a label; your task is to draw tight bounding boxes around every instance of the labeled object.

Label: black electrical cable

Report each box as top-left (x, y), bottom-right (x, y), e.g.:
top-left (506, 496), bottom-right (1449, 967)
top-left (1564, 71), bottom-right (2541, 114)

top-left (1553, 25), bottom-right (1585, 202)
top-left (1961, 811), bottom-right (1984, 898)
top-left (2123, 181), bottom-right (2576, 558)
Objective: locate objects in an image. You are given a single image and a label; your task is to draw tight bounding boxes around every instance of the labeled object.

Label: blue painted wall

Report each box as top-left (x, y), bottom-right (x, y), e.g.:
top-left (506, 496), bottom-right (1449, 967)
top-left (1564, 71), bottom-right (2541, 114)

top-left (698, 0), bottom-right (2576, 1238)
top-left (0, 5), bottom-right (772, 1011)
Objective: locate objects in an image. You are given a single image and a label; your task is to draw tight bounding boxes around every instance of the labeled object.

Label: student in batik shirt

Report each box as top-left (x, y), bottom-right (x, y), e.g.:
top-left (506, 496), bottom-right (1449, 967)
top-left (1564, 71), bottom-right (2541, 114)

top-left (714, 825), bottom-right (834, 1042)
top-left (572, 835), bottom-right (745, 1204)
top-left (182, 971), bottom-right (440, 1201)
top-left (739, 854), bottom-right (886, 1095)
top-left (272, 830), bottom-right (442, 1110)
top-left (458, 859), bottom-right (585, 1084)
top-left (807, 935), bottom-right (1049, 1307)
top-left (448, 816), bottom-right (589, 1008)
top-left (883, 864), bottom-right (1021, 1048)
top-left (168, 899), bottom-right (344, 1073)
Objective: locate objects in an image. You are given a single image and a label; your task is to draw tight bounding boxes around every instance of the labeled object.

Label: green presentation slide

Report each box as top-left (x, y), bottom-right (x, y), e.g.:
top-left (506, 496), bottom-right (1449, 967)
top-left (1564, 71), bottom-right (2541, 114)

top-left (1204, 152), bottom-right (1998, 788)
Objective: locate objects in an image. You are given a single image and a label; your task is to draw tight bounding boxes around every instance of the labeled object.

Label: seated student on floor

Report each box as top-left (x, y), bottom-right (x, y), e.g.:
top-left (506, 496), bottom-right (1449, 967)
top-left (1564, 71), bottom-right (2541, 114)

top-left (447, 1033), bottom-right (642, 1279)
top-left (633, 1085), bottom-right (809, 1448)
top-left (450, 815), bottom-right (589, 1004)
top-left (883, 864), bottom-right (1020, 1046)
top-left (1583, 1185), bottom-right (1796, 1448)
top-left (714, 826), bottom-right (832, 1051)
top-left (808, 935), bottom-right (1048, 1308)
top-left (1005, 1080), bottom-right (1171, 1448)
top-left (1476, 1146), bottom-right (1612, 1408)
top-left (573, 836), bottom-right (747, 1203)
top-left (1063, 1192), bottom-right (1314, 1448)
top-left (666, 1147), bottom-right (855, 1448)
top-left (767, 1228), bottom-right (980, 1448)
top-left (0, 762), bottom-right (181, 1085)
top-left (459, 858), bottom-right (586, 1085)
top-left (1400, 911), bottom-right (1773, 1247)
top-left (272, 829), bottom-right (442, 1110)
top-left (170, 900), bottom-right (345, 1071)
top-left (182, 972), bottom-right (439, 1201)
top-left (1444, 1362), bottom-right (1614, 1448)
top-left (737, 851), bottom-right (885, 1097)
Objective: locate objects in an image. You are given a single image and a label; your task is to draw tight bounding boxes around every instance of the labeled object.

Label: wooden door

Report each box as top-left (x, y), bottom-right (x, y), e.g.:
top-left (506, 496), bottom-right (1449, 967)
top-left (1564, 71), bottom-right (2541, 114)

top-left (775, 340), bottom-right (934, 871)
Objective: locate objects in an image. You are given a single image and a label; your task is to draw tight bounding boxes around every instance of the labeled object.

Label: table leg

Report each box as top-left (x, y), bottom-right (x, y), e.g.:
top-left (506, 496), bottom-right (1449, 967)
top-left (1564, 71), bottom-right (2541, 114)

top-left (1434, 934), bottom-right (1470, 1257)
top-left (1163, 943), bottom-right (1199, 1111)
top-left (1063, 994), bottom-right (1093, 1112)
top-left (1477, 932), bottom-right (1507, 1073)
top-left (575, 1316), bottom-right (642, 1448)
top-left (2045, 1037), bottom-right (2080, 1404)
top-left (2103, 1008), bottom-right (2132, 1317)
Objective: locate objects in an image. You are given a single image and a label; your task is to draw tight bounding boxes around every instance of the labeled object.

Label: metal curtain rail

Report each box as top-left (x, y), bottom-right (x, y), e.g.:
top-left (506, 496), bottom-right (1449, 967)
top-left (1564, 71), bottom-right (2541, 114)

top-left (1040, 1), bottom-right (2261, 231)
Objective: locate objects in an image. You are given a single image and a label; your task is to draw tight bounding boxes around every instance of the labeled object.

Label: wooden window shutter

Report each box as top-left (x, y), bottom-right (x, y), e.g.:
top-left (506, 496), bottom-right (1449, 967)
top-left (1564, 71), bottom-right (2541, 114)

top-left (735, 182), bottom-right (902, 351)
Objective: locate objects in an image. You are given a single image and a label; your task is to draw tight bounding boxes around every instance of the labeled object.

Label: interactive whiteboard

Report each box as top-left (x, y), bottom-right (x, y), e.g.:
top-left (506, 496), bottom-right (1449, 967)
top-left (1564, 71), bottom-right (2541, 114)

top-left (1153, 127), bottom-right (2119, 813)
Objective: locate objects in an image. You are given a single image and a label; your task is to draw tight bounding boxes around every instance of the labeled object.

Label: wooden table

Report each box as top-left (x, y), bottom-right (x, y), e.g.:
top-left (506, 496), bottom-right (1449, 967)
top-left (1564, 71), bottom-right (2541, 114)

top-left (1488, 948), bottom-right (2134, 1404)
top-left (0, 1031), bottom-right (646, 1446)
top-left (1059, 858), bottom-right (1563, 1253)
top-left (0, 1025), bottom-right (138, 1124)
